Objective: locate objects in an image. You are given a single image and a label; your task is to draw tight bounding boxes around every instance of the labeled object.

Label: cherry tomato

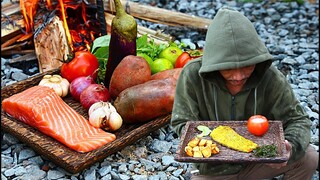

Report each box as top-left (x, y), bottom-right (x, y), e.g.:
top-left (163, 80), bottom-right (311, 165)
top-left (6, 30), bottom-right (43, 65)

top-left (247, 115), bottom-right (269, 136)
top-left (61, 51), bottom-right (99, 83)
top-left (175, 52), bottom-right (192, 68)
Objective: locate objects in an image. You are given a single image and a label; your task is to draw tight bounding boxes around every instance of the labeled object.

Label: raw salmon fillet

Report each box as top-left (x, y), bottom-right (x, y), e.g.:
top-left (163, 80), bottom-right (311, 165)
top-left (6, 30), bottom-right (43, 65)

top-left (2, 85), bottom-right (116, 153)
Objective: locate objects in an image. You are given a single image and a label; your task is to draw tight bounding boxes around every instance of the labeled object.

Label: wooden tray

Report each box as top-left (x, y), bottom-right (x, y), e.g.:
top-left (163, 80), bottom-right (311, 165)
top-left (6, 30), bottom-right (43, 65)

top-left (1, 68), bottom-right (171, 174)
top-left (175, 121), bottom-right (288, 163)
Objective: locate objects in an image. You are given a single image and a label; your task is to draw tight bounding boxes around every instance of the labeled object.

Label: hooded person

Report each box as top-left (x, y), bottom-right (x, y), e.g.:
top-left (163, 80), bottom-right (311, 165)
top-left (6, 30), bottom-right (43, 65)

top-left (170, 7), bottom-right (318, 179)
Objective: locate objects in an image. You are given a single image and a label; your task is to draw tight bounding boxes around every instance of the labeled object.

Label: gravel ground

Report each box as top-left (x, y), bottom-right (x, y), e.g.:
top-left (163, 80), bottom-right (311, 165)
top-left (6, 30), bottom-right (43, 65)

top-left (1, 0), bottom-right (319, 179)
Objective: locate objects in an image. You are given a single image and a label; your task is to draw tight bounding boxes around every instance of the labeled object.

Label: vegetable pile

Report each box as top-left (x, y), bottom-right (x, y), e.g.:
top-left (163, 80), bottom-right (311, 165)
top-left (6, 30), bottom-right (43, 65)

top-left (42, 0), bottom-right (203, 135)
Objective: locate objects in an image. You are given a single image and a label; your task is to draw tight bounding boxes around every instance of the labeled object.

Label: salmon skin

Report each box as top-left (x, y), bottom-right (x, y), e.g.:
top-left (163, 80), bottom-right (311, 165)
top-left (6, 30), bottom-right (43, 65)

top-left (2, 85), bottom-right (116, 153)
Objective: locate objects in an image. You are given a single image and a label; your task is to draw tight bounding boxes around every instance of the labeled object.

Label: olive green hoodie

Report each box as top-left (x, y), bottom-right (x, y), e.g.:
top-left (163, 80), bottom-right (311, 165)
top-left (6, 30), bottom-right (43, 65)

top-left (171, 7), bottom-right (311, 176)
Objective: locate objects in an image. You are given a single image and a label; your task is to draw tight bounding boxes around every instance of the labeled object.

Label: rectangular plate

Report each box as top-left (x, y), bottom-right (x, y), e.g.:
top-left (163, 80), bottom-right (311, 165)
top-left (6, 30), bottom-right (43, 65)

top-left (175, 121), bottom-right (288, 163)
top-left (1, 69), bottom-right (171, 174)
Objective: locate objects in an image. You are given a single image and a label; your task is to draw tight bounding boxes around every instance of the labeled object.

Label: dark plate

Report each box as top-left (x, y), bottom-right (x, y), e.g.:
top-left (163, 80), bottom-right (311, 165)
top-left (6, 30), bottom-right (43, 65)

top-left (175, 121), bottom-right (288, 163)
top-left (1, 68), bottom-right (171, 174)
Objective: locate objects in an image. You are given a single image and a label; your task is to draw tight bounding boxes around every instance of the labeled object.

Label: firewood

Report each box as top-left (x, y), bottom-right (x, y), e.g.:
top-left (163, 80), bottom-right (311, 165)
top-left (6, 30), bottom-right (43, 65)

top-left (1, 3), bottom-right (20, 16)
top-left (8, 51), bottom-right (37, 63)
top-left (1, 41), bottom-right (28, 52)
top-left (33, 15), bottom-right (70, 73)
top-left (1, 34), bottom-right (24, 48)
top-left (1, 13), bottom-right (25, 42)
top-left (1, 49), bottom-right (35, 57)
top-left (105, 0), bottom-right (212, 30)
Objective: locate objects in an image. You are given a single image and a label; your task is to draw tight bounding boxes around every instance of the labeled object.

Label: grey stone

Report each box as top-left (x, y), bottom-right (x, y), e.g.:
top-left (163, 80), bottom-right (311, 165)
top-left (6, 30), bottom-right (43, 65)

top-left (84, 168), bottom-right (96, 180)
top-left (22, 165), bottom-right (46, 180)
top-left (150, 140), bottom-right (172, 153)
top-left (132, 175), bottom-right (148, 180)
top-left (172, 168), bottom-right (184, 177)
top-left (118, 164), bottom-right (127, 173)
top-left (27, 156), bottom-right (44, 166)
top-left (161, 155), bottom-right (176, 166)
top-left (47, 170), bottom-right (66, 180)
top-left (119, 174), bottom-right (130, 180)
top-left (1, 155), bottom-right (14, 168)
top-left (2, 133), bottom-right (20, 145)
top-left (166, 166), bottom-right (177, 172)
top-left (99, 165), bottom-right (111, 176)
top-left (18, 148), bottom-right (36, 163)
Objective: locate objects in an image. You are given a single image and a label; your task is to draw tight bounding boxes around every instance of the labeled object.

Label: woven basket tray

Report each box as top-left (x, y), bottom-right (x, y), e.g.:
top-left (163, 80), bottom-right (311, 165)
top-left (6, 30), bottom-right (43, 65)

top-left (1, 68), bottom-right (171, 174)
top-left (175, 121), bottom-right (288, 163)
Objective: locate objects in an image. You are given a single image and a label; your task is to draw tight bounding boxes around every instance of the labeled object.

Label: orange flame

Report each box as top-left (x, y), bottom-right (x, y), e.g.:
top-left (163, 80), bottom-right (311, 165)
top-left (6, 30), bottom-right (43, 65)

top-left (58, 0), bottom-right (73, 52)
top-left (20, 0), bottom-right (101, 52)
top-left (20, 0), bottom-right (39, 33)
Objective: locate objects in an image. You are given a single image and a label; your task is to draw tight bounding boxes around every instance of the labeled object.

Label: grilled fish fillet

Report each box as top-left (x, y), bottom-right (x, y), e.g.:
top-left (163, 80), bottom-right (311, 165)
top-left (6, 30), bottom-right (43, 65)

top-left (210, 125), bottom-right (258, 152)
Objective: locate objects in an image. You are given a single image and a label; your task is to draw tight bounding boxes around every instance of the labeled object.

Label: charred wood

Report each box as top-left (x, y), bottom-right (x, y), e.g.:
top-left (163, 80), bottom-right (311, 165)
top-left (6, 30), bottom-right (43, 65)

top-left (33, 15), bottom-right (70, 73)
top-left (8, 51), bottom-right (37, 64)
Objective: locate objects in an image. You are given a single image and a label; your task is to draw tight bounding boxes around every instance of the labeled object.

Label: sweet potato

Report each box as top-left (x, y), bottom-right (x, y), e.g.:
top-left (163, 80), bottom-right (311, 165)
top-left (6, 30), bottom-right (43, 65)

top-left (114, 77), bottom-right (177, 123)
top-left (109, 55), bottom-right (151, 100)
top-left (150, 68), bottom-right (182, 81)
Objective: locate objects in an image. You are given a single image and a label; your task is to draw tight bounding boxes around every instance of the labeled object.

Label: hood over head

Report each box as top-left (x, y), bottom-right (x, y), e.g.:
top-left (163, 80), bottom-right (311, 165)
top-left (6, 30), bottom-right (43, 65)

top-left (199, 7), bottom-right (273, 83)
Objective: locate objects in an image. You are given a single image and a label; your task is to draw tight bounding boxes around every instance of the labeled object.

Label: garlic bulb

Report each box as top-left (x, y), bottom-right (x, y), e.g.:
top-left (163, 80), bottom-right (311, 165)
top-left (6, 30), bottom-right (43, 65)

top-left (88, 101), bottom-right (123, 131)
top-left (39, 75), bottom-right (70, 97)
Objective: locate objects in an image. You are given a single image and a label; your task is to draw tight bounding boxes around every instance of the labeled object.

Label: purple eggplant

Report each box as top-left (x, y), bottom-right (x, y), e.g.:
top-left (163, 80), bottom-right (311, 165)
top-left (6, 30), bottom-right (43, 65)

top-left (104, 0), bottom-right (137, 88)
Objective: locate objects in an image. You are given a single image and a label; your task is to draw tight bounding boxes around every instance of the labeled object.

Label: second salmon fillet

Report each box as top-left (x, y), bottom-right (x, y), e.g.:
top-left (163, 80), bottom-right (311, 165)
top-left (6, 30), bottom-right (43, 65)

top-left (2, 85), bottom-right (116, 153)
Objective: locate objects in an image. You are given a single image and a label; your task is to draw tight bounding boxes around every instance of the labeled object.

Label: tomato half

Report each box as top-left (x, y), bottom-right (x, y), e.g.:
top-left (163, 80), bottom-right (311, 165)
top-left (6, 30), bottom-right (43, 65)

top-left (247, 115), bottom-right (269, 136)
top-left (61, 51), bottom-right (99, 83)
top-left (175, 52), bottom-right (192, 68)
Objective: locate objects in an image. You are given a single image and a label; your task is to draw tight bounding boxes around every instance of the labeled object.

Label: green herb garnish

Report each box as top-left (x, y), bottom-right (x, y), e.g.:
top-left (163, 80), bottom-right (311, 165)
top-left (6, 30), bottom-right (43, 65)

top-left (253, 144), bottom-right (278, 158)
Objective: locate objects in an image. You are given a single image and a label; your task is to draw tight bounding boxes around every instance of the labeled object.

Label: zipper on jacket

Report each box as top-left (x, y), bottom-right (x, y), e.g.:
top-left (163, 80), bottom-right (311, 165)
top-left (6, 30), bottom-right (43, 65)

top-left (231, 96), bottom-right (236, 120)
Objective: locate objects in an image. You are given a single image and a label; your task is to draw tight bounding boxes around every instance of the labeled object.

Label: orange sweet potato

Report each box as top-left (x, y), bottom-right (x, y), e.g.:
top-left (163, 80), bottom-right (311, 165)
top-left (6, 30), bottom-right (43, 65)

top-left (150, 68), bottom-right (182, 81)
top-left (109, 55), bottom-right (151, 100)
top-left (113, 77), bottom-right (177, 123)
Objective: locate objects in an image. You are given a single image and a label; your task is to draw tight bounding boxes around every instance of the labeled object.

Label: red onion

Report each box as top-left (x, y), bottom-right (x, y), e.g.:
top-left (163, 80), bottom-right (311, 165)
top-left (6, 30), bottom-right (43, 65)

top-left (80, 84), bottom-right (111, 110)
top-left (69, 76), bottom-right (95, 101)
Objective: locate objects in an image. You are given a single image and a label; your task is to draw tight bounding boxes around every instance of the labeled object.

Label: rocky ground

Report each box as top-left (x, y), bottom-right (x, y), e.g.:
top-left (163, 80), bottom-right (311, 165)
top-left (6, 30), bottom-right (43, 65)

top-left (1, 0), bottom-right (319, 179)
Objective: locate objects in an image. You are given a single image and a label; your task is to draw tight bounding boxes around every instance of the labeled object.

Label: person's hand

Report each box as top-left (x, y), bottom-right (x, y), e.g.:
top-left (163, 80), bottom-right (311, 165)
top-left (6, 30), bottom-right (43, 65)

top-left (265, 140), bottom-right (292, 169)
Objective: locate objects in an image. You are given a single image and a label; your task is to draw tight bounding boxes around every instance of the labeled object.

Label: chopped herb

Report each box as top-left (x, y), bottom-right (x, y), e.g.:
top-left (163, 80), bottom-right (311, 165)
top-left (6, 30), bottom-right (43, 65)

top-left (253, 144), bottom-right (278, 158)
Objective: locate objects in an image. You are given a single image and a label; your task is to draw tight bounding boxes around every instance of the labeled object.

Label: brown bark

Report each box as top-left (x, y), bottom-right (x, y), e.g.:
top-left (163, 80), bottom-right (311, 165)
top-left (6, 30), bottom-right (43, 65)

top-left (105, 0), bottom-right (212, 30)
top-left (33, 15), bottom-right (70, 73)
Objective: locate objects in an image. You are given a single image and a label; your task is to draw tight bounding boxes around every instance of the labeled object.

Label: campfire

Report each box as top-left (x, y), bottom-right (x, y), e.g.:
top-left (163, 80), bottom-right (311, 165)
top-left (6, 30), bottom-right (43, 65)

top-left (19, 0), bottom-right (104, 72)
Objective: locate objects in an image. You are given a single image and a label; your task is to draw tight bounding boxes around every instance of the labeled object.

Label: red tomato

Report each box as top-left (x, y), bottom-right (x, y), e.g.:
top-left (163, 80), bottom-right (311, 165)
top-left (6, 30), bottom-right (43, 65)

top-left (61, 51), bottom-right (99, 83)
top-left (175, 52), bottom-right (192, 68)
top-left (247, 115), bottom-right (269, 136)
top-left (175, 49), bottom-right (203, 68)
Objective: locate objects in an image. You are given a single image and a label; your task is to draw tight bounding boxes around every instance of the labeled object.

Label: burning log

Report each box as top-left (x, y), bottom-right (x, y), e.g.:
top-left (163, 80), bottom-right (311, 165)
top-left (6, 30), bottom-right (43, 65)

top-left (24, 0), bottom-right (103, 72)
top-left (34, 15), bottom-right (69, 73)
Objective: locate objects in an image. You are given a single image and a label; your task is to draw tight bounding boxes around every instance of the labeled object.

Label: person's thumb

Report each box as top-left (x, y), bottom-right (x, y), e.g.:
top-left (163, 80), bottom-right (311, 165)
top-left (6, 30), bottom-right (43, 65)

top-left (285, 140), bottom-right (292, 157)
